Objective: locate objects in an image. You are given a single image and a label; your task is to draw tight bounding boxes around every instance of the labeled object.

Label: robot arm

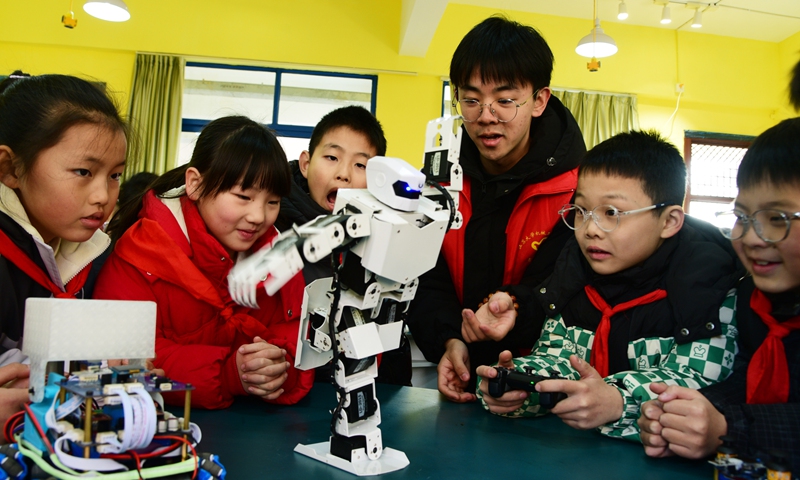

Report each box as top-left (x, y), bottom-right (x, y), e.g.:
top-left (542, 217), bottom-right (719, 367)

top-left (421, 116), bottom-right (464, 230)
top-left (228, 214), bottom-right (370, 308)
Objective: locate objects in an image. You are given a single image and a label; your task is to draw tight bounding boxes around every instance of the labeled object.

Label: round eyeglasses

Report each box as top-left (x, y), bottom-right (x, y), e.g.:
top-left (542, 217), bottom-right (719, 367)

top-left (715, 209), bottom-right (800, 243)
top-left (453, 90), bottom-right (537, 123)
top-left (558, 203), bottom-right (669, 233)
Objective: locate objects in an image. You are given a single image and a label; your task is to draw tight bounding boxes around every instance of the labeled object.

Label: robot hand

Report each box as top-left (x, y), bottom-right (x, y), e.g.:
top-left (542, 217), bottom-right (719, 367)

top-left (228, 233), bottom-right (306, 308)
top-left (229, 216), bottom-right (361, 308)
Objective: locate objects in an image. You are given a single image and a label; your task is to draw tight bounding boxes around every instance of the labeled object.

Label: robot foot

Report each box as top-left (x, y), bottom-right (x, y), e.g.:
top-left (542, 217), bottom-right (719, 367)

top-left (294, 441), bottom-right (409, 476)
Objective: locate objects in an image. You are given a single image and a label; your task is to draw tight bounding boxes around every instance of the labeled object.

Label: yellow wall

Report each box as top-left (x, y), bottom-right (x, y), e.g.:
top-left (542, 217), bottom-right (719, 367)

top-left (1, 1), bottom-right (797, 165)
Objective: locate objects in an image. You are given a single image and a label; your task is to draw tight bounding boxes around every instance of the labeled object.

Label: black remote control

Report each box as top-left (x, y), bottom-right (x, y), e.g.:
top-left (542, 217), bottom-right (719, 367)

top-left (486, 366), bottom-right (568, 409)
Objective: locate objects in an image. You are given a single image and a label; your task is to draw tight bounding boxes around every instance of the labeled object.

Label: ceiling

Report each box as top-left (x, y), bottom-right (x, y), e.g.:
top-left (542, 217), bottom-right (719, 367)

top-left (452, 0), bottom-right (800, 43)
top-left (399, 0), bottom-right (800, 57)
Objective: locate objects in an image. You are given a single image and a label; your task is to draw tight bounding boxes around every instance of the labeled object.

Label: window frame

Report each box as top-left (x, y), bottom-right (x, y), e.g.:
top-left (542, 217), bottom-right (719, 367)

top-left (442, 80), bottom-right (451, 117)
top-left (684, 131), bottom-right (754, 215)
top-left (181, 61), bottom-right (378, 139)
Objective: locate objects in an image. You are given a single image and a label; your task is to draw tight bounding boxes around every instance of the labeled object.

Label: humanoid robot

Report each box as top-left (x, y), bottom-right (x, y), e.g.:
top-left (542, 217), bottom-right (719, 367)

top-left (227, 117), bottom-right (462, 476)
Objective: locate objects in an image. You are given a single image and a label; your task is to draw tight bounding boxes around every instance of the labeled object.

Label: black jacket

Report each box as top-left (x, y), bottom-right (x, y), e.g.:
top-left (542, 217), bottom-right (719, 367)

top-left (700, 276), bottom-right (800, 471)
top-left (406, 95), bottom-right (586, 382)
top-left (0, 211), bottom-right (51, 345)
top-left (535, 215), bottom-right (744, 375)
top-left (0, 211), bottom-right (108, 349)
top-left (275, 160), bottom-right (334, 283)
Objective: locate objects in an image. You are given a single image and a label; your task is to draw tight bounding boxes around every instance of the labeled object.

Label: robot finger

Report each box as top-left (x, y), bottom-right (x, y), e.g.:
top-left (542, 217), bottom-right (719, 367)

top-left (228, 273), bottom-right (246, 306)
top-left (246, 284), bottom-right (259, 309)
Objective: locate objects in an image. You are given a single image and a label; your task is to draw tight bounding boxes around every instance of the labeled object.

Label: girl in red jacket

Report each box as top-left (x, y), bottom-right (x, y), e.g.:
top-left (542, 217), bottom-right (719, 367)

top-left (97, 116), bottom-right (313, 409)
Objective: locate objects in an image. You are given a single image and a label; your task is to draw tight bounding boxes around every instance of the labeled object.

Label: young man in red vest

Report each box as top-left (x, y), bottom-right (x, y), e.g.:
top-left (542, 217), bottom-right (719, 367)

top-left (638, 119), bottom-right (800, 470)
top-left (405, 15), bottom-right (585, 401)
top-left (475, 130), bottom-right (743, 444)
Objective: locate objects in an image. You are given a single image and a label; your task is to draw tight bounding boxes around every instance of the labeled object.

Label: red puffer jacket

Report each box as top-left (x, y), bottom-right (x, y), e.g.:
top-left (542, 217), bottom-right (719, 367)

top-left (94, 191), bottom-right (313, 409)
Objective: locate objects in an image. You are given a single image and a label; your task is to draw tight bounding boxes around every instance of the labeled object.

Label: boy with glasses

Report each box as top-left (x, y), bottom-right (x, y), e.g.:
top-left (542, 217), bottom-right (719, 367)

top-left (475, 130), bottom-right (743, 444)
top-left (638, 118), bottom-right (800, 470)
top-left (406, 15), bottom-right (586, 401)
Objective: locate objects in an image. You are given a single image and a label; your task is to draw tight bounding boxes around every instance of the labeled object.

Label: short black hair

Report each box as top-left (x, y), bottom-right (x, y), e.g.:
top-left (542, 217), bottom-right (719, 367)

top-left (737, 118), bottom-right (800, 190)
top-left (308, 106), bottom-right (386, 158)
top-left (790, 58), bottom-right (800, 110)
top-left (450, 16), bottom-right (554, 92)
top-left (579, 130), bottom-right (686, 208)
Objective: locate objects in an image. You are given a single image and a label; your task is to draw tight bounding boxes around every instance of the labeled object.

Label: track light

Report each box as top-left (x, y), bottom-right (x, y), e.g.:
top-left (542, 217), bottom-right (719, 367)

top-left (618, 1), bottom-right (628, 20)
top-left (83, 0), bottom-right (130, 22)
top-left (660, 5), bottom-right (671, 24)
top-left (691, 9), bottom-right (702, 28)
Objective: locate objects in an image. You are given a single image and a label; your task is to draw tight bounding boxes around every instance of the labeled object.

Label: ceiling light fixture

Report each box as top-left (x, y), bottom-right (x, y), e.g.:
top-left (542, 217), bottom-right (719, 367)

top-left (691, 9), bottom-right (703, 28)
top-left (660, 5), bottom-right (672, 24)
top-left (618, 1), bottom-right (628, 20)
top-left (576, 0), bottom-right (617, 72)
top-left (83, 0), bottom-right (130, 22)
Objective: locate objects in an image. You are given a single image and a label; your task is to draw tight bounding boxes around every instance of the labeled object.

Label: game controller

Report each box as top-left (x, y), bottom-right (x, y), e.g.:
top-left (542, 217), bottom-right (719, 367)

top-left (487, 366), bottom-right (568, 409)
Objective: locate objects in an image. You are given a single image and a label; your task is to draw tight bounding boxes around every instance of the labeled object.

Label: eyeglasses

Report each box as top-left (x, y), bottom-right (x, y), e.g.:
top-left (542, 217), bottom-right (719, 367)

top-left (453, 89), bottom-right (538, 123)
top-left (715, 209), bottom-right (800, 243)
top-left (558, 203), bottom-right (669, 233)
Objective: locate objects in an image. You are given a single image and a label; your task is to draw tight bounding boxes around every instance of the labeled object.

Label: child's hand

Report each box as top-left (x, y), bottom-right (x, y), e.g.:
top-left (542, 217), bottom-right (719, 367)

top-left (647, 384), bottom-right (727, 459)
top-left (0, 363), bottom-right (29, 389)
top-left (145, 358), bottom-right (166, 378)
top-left (537, 355), bottom-right (623, 430)
top-left (461, 292), bottom-right (517, 343)
top-left (237, 337), bottom-right (289, 400)
top-left (437, 339), bottom-right (476, 403)
top-left (638, 389), bottom-right (674, 458)
top-left (0, 364), bottom-right (31, 427)
top-left (476, 350), bottom-right (527, 413)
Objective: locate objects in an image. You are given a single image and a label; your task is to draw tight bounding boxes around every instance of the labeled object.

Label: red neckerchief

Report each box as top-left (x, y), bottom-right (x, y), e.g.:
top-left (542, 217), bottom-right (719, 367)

top-left (584, 285), bottom-right (667, 377)
top-left (747, 288), bottom-right (800, 404)
top-left (0, 229), bottom-right (89, 298)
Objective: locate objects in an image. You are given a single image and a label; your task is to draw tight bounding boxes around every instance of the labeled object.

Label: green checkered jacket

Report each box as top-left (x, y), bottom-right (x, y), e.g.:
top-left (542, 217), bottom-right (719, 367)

top-left (477, 288), bottom-right (737, 442)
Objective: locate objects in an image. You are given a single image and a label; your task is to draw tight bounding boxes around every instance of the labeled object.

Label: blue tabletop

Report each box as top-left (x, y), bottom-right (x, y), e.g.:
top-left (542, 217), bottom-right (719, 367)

top-left (185, 383), bottom-right (710, 479)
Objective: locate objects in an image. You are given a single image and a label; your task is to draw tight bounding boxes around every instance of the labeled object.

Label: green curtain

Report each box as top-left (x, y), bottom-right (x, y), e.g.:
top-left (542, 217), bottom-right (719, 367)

top-left (126, 54), bottom-right (184, 179)
top-left (551, 88), bottom-right (639, 150)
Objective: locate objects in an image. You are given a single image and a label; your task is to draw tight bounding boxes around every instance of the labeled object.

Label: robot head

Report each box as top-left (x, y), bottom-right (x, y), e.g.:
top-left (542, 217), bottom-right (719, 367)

top-left (366, 157), bottom-right (426, 212)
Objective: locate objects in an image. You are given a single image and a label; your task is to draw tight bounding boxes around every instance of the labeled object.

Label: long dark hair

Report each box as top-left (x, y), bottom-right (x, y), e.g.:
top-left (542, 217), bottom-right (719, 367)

top-left (0, 70), bottom-right (128, 179)
top-left (108, 116), bottom-right (290, 242)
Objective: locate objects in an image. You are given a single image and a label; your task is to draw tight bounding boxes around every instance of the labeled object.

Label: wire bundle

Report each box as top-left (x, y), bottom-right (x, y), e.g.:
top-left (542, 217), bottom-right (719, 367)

top-left (13, 385), bottom-right (204, 479)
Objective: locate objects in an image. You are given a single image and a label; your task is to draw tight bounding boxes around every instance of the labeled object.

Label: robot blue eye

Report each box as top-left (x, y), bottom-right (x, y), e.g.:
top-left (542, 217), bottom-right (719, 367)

top-left (392, 181), bottom-right (421, 200)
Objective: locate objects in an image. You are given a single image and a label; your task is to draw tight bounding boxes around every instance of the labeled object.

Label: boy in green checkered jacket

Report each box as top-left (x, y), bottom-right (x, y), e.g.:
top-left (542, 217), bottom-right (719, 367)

top-left (473, 130), bottom-right (744, 443)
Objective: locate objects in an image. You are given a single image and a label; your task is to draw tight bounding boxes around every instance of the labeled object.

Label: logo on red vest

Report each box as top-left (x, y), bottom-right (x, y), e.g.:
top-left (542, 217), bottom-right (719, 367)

top-left (519, 230), bottom-right (550, 251)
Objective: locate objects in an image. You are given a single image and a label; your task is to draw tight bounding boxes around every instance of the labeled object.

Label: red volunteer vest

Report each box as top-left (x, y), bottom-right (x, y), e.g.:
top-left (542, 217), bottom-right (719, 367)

top-left (441, 169), bottom-right (578, 303)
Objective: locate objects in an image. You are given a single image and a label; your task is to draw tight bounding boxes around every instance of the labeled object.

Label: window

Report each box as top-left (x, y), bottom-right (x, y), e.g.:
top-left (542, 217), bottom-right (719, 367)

top-left (684, 131), bottom-right (753, 226)
top-left (442, 81), bottom-right (452, 117)
top-left (180, 63), bottom-right (377, 165)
